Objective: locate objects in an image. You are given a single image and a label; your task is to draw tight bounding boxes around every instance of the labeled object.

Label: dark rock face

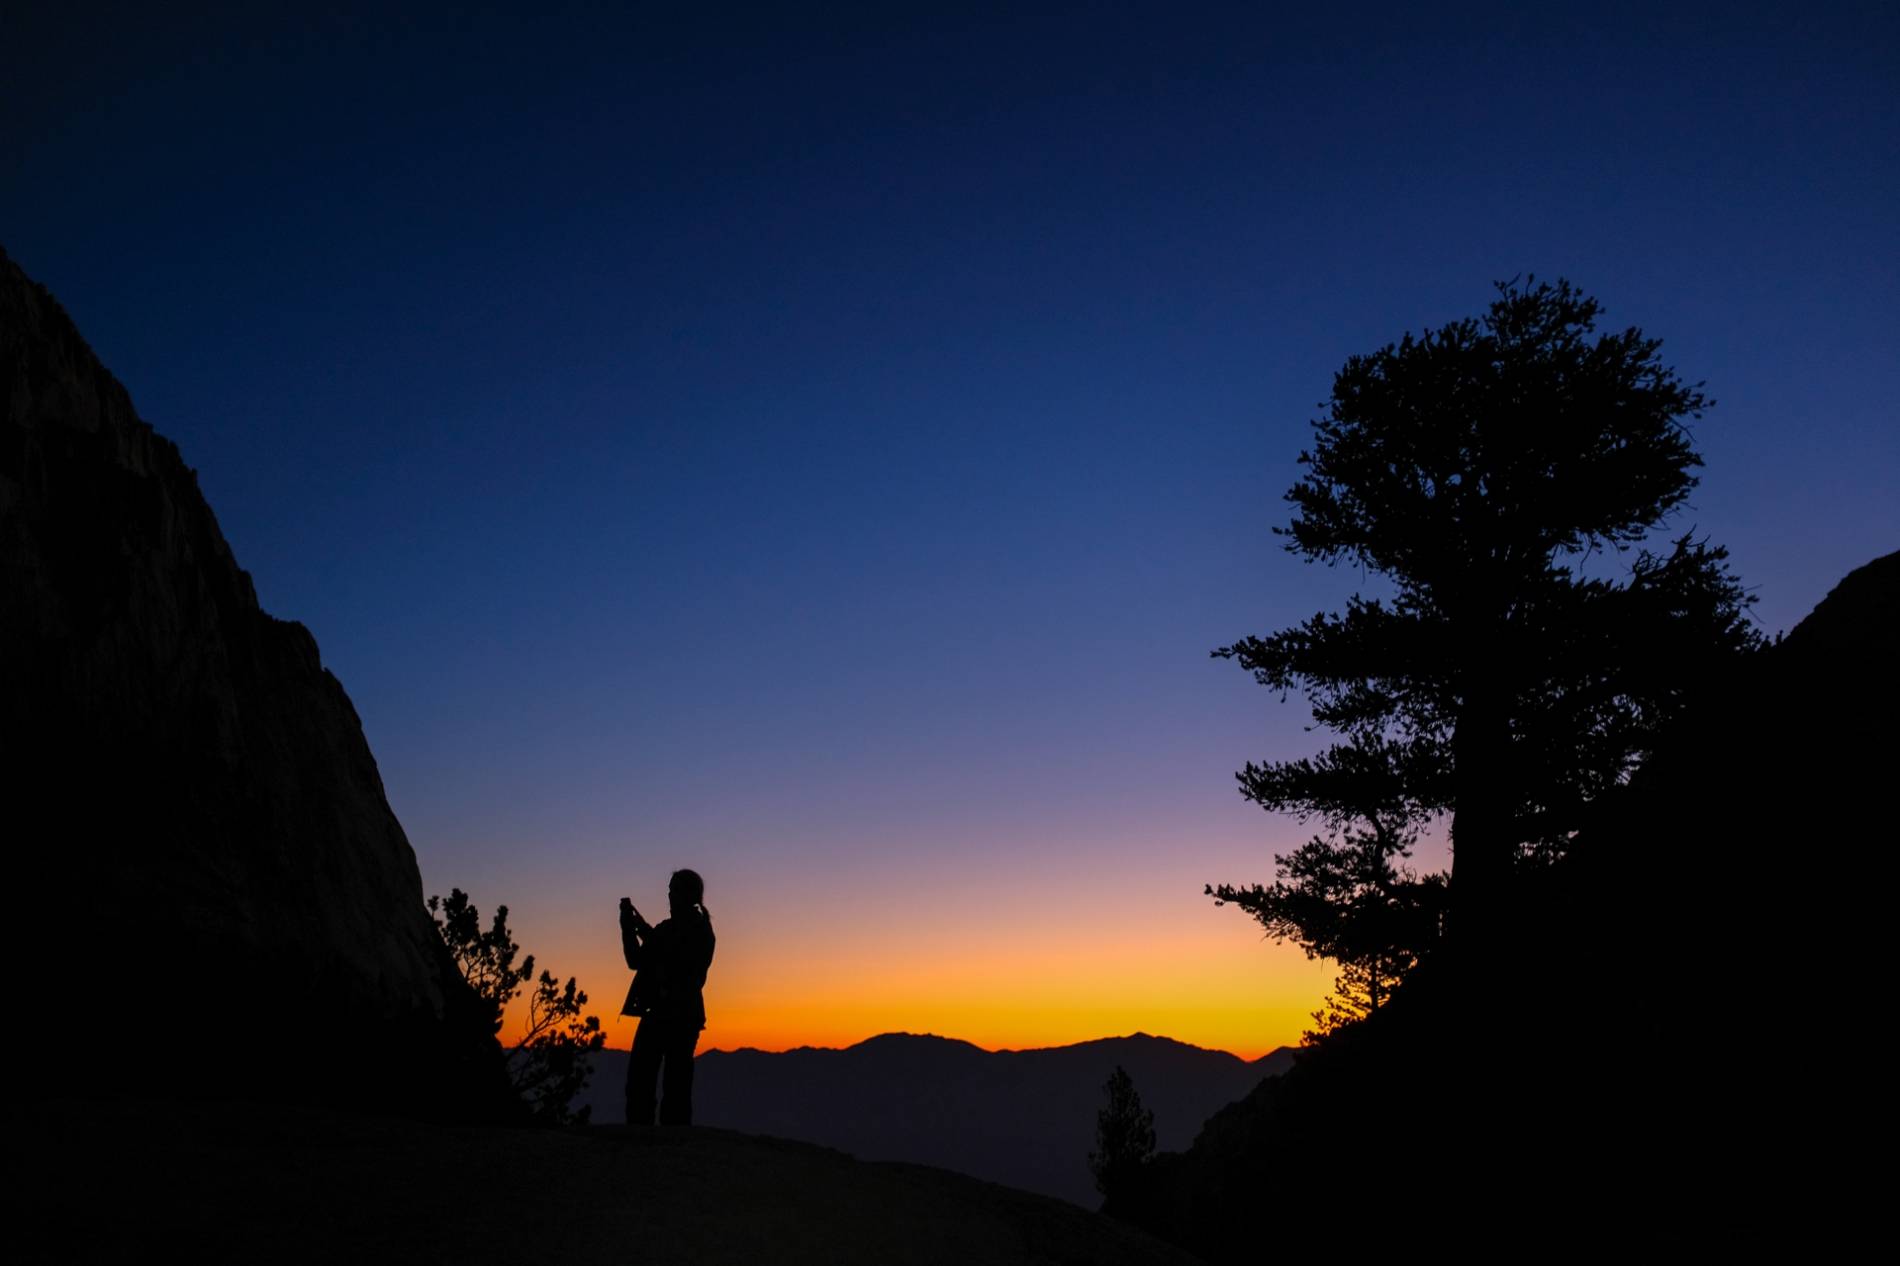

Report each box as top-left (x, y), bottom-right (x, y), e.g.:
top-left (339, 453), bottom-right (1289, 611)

top-left (1, 247), bottom-right (508, 1117)
top-left (1574, 548), bottom-right (1898, 1238)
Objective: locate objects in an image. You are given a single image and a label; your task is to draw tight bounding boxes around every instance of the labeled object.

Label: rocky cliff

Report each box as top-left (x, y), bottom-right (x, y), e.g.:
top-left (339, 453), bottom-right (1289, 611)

top-left (1, 247), bottom-right (508, 1116)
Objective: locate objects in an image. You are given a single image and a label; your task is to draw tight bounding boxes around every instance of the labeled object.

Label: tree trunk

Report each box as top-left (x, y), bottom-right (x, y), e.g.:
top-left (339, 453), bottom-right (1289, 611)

top-left (1449, 691), bottom-right (1513, 955)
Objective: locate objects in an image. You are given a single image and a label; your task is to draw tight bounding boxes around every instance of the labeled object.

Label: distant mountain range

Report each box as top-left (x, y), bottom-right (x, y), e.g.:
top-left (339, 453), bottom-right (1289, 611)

top-left (576, 1033), bottom-right (1295, 1207)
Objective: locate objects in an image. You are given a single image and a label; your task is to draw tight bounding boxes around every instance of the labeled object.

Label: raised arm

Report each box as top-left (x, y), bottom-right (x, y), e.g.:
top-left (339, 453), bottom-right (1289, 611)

top-left (620, 902), bottom-right (646, 970)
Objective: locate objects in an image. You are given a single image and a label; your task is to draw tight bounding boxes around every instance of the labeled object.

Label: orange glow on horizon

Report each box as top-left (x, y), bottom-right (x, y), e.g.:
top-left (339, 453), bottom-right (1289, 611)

top-left (464, 820), bottom-right (1378, 1067)
top-left (492, 877), bottom-right (1335, 1062)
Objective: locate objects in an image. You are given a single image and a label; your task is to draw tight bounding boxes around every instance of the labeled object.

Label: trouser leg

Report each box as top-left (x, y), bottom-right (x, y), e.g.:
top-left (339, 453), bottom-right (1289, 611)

top-left (658, 1024), bottom-right (701, 1126)
top-left (626, 1017), bottom-right (662, 1126)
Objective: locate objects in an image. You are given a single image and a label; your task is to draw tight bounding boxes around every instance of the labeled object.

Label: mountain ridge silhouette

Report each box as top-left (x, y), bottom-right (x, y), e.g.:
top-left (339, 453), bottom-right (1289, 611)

top-left (576, 1031), bottom-right (1296, 1206)
top-left (713, 1030), bottom-right (1285, 1063)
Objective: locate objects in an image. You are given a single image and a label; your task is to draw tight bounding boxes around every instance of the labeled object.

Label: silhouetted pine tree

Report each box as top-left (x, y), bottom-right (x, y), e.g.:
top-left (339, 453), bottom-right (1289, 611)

top-left (1211, 278), bottom-right (1760, 964)
top-left (1089, 1065), bottom-right (1156, 1215)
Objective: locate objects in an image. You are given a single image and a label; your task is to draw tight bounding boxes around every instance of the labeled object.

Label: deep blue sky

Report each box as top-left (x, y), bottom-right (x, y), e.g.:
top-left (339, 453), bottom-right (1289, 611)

top-left (7, 2), bottom-right (1895, 1049)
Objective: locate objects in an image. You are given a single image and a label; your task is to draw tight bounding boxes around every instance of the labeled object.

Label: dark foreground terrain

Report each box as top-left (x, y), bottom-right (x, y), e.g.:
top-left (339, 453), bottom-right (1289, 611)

top-left (17, 1099), bottom-right (1196, 1266)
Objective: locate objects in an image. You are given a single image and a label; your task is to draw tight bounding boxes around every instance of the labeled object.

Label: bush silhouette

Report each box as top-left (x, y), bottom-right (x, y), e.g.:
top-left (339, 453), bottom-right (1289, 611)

top-left (429, 888), bottom-right (606, 1124)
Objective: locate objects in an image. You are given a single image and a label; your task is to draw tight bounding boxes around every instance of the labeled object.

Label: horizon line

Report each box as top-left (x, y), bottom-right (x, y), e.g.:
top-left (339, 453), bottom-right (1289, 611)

top-left (590, 1030), bottom-right (1295, 1060)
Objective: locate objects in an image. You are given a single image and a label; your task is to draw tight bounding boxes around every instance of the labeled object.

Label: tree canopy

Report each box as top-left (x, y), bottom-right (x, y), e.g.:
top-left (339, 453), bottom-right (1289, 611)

top-left (1211, 278), bottom-right (1760, 974)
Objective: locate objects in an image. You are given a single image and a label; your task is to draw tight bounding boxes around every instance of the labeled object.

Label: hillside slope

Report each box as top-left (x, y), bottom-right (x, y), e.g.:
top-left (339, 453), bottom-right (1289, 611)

top-left (1126, 550), bottom-right (1899, 1254)
top-left (18, 1099), bottom-right (1198, 1266)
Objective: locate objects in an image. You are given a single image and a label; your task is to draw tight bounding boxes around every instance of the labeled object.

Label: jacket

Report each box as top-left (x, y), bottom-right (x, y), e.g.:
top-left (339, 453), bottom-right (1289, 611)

top-left (620, 905), bottom-right (716, 1029)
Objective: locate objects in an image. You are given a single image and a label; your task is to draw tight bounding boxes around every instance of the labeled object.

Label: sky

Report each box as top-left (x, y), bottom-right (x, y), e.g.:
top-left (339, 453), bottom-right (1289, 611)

top-left (5, 2), bottom-right (1896, 1058)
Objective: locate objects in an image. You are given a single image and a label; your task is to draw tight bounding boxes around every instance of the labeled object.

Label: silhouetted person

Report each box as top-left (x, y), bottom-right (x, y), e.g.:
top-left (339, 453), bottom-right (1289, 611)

top-left (620, 868), bottom-right (716, 1125)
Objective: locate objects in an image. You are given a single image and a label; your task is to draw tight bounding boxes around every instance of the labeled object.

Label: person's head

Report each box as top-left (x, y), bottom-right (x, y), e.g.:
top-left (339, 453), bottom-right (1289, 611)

top-left (669, 868), bottom-right (705, 917)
